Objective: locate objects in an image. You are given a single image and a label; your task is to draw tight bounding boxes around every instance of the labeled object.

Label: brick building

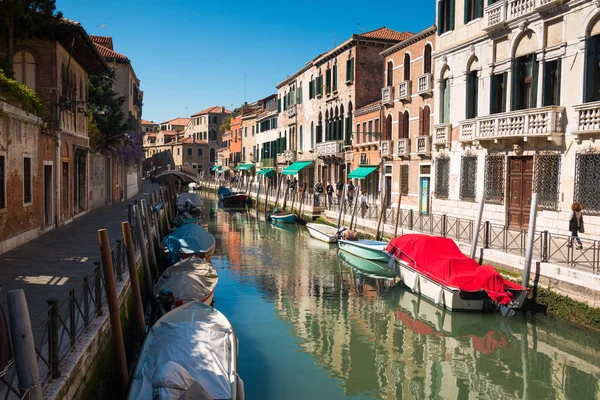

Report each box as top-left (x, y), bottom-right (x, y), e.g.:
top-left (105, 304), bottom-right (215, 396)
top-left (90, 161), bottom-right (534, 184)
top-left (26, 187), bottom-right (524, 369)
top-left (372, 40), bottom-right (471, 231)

top-left (352, 101), bottom-right (383, 202)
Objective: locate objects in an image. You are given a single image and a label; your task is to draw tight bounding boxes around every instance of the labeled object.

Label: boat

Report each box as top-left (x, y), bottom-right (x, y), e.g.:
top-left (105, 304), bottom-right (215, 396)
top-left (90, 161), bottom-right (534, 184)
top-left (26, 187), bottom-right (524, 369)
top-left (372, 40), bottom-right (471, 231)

top-left (218, 186), bottom-right (250, 206)
top-left (338, 249), bottom-right (396, 279)
top-left (128, 301), bottom-right (244, 400)
top-left (386, 234), bottom-right (528, 313)
top-left (162, 223), bottom-right (216, 265)
top-left (338, 239), bottom-right (389, 262)
top-left (153, 257), bottom-right (218, 316)
top-left (176, 192), bottom-right (204, 214)
top-left (268, 212), bottom-right (297, 224)
top-left (306, 223), bottom-right (339, 243)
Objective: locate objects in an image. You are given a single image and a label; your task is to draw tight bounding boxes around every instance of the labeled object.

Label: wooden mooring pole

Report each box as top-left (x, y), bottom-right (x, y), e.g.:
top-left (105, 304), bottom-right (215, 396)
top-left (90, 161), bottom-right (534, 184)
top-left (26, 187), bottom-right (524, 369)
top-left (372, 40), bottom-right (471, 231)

top-left (121, 222), bottom-right (146, 339)
top-left (97, 229), bottom-right (129, 394)
top-left (134, 205), bottom-right (154, 295)
top-left (141, 199), bottom-right (158, 280)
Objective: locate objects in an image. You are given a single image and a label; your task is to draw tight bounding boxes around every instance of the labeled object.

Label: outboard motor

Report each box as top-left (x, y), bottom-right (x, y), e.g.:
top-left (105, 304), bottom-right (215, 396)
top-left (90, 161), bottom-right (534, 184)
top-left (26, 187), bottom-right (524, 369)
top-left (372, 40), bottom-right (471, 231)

top-left (157, 289), bottom-right (175, 313)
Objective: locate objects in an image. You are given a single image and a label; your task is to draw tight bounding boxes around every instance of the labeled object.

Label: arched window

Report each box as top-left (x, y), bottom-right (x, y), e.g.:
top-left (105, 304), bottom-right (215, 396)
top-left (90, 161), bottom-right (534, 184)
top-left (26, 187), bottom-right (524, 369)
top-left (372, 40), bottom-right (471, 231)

top-left (317, 113), bottom-right (323, 143)
top-left (345, 102), bottom-right (353, 146)
top-left (440, 67), bottom-right (451, 123)
top-left (310, 122), bottom-right (315, 148)
top-left (325, 110), bottom-right (329, 141)
top-left (420, 106), bottom-right (431, 136)
top-left (12, 50), bottom-right (36, 92)
top-left (398, 111), bottom-right (410, 139)
top-left (424, 44), bottom-right (432, 74)
top-left (299, 126), bottom-right (303, 150)
top-left (384, 115), bottom-right (392, 141)
top-left (387, 60), bottom-right (393, 87)
top-left (403, 53), bottom-right (411, 81)
top-left (466, 57), bottom-right (479, 119)
top-left (210, 148), bottom-right (216, 162)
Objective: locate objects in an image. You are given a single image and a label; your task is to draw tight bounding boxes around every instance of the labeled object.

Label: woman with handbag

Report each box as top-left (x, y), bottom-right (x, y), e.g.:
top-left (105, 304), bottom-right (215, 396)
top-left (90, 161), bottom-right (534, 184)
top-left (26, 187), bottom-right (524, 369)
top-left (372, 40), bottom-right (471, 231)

top-left (568, 202), bottom-right (584, 250)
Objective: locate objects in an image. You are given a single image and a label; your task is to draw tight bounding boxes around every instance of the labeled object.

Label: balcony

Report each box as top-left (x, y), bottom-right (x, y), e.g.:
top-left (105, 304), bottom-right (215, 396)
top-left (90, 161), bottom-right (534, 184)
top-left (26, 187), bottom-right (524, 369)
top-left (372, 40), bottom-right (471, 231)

top-left (434, 123), bottom-right (452, 147)
top-left (483, 0), bottom-right (566, 32)
top-left (573, 101), bottom-right (600, 141)
top-left (382, 86), bottom-right (394, 106)
top-left (416, 136), bottom-right (431, 157)
top-left (380, 140), bottom-right (392, 158)
top-left (287, 105), bottom-right (296, 118)
top-left (284, 150), bottom-right (296, 162)
top-left (316, 140), bottom-right (345, 159)
top-left (397, 138), bottom-right (410, 157)
top-left (277, 153), bottom-right (287, 164)
top-left (359, 154), bottom-right (369, 165)
top-left (459, 106), bottom-right (565, 144)
top-left (416, 74), bottom-right (433, 96)
top-left (398, 81), bottom-right (411, 102)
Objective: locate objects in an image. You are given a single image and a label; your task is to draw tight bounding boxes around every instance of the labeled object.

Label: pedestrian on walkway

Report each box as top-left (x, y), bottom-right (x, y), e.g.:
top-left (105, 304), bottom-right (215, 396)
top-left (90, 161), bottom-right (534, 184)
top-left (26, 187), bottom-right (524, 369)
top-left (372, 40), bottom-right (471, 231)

top-left (347, 180), bottom-right (355, 204)
top-left (360, 189), bottom-right (369, 218)
top-left (336, 180), bottom-right (344, 205)
top-left (568, 202), bottom-right (584, 249)
top-left (326, 182), bottom-right (333, 207)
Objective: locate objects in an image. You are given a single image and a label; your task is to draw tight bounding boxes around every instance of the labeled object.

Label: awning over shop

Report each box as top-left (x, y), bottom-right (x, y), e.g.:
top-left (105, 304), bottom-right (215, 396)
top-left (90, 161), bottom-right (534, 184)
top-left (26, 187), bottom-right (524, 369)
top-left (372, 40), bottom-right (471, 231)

top-left (258, 168), bottom-right (276, 177)
top-left (236, 163), bottom-right (255, 171)
top-left (348, 166), bottom-right (378, 179)
top-left (282, 161), bottom-right (313, 175)
top-left (216, 166), bottom-right (230, 174)
top-left (211, 165), bottom-right (220, 171)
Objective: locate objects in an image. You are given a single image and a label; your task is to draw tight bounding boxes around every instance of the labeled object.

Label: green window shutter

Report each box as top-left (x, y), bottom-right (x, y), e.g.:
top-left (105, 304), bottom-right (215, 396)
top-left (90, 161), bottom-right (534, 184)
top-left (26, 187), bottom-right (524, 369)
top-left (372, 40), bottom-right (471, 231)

top-left (510, 62), bottom-right (518, 111)
top-left (346, 59), bottom-right (351, 81)
top-left (278, 99), bottom-right (281, 113)
top-left (333, 65), bottom-right (338, 91)
top-left (555, 58), bottom-right (562, 106)
top-left (476, 0), bottom-right (483, 19)
top-left (449, 0), bottom-right (455, 31)
top-left (464, 0), bottom-right (470, 24)
top-left (501, 72), bottom-right (508, 112)
top-left (584, 36), bottom-right (598, 103)
top-left (438, 1), bottom-right (444, 34)
top-left (531, 57), bottom-right (539, 108)
top-left (326, 69), bottom-right (331, 93)
top-left (490, 74), bottom-right (499, 114)
top-left (351, 59), bottom-right (355, 81)
top-left (542, 62), bottom-right (551, 106)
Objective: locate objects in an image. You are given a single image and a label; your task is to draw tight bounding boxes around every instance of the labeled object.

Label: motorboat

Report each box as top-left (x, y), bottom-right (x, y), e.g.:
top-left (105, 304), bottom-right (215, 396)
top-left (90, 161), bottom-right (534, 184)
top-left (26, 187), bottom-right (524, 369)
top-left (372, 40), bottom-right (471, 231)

top-left (176, 192), bottom-right (204, 214)
top-left (128, 301), bottom-right (244, 400)
top-left (218, 186), bottom-right (250, 207)
top-left (162, 223), bottom-right (216, 265)
top-left (153, 257), bottom-right (218, 316)
top-left (306, 223), bottom-right (339, 243)
top-left (386, 234), bottom-right (527, 313)
top-left (338, 239), bottom-right (389, 262)
top-left (267, 212), bottom-right (297, 224)
top-left (338, 249), bottom-right (395, 279)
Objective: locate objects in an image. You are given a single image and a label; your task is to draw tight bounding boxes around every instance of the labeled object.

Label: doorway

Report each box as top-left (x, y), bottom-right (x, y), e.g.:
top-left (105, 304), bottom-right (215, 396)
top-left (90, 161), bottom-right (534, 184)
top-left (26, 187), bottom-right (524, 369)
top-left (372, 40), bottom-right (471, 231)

top-left (44, 164), bottom-right (52, 226)
top-left (508, 156), bottom-right (533, 228)
top-left (62, 162), bottom-right (69, 218)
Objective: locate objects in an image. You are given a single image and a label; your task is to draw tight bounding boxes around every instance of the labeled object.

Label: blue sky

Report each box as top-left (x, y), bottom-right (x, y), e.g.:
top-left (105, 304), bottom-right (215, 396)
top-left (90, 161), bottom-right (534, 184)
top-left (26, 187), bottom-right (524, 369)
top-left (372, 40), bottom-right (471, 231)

top-left (57, 0), bottom-right (435, 124)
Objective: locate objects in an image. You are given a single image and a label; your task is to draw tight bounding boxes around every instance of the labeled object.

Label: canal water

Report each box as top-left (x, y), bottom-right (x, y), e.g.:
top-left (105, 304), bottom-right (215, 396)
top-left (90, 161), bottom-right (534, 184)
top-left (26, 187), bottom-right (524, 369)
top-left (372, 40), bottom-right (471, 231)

top-left (206, 201), bottom-right (600, 400)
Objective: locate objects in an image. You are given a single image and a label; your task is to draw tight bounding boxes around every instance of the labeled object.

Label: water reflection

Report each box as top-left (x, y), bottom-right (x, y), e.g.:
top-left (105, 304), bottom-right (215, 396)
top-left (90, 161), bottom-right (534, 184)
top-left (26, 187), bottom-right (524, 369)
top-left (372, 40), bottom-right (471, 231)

top-left (208, 203), bottom-right (600, 400)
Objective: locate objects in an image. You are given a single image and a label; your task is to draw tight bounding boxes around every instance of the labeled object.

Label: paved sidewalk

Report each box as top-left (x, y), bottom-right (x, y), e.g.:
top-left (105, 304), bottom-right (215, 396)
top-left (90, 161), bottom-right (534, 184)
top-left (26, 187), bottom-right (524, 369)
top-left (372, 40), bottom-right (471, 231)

top-left (0, 181), bottom-right (158, 321)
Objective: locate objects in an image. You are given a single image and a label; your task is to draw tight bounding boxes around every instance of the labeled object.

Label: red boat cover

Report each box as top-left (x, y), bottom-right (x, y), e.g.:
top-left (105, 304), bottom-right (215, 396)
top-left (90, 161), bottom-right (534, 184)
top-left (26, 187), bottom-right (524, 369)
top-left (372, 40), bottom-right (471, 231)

top-left (386, 234), bottom-right (524, 305)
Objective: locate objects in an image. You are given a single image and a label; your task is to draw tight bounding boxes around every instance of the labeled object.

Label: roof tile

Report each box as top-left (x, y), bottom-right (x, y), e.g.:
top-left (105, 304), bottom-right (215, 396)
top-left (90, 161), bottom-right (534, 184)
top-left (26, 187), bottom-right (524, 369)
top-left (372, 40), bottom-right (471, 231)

top-left (357, 27), bottom-right (413, 42)
top-left (191, 106), bottom-right (232, 116)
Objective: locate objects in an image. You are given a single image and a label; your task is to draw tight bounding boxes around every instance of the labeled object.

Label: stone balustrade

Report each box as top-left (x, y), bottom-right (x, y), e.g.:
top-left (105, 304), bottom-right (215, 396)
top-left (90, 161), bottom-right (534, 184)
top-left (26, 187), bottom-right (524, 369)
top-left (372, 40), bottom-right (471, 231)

top-left (398, 81), bottom-right (411, 102)
top-left (574, 101), bottom-right (600, 140)
top-left (434, 123), bottom-right (452, 146)
top-left (316, 140), bottom-right (345, 158)
top-left (483, 0), bottom-right (565, 32)
top-left (397, 138), bottom-right (410, 157)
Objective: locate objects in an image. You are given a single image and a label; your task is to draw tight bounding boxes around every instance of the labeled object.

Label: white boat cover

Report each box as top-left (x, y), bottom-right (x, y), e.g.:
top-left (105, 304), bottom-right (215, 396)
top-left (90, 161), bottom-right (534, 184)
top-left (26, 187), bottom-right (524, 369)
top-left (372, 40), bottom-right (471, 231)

top-left (152, 361), bottom-right (196, 399)
top-left (154, 257), bottom-right (218, 303)
top-left (129, 302), bottom-right (235, 400)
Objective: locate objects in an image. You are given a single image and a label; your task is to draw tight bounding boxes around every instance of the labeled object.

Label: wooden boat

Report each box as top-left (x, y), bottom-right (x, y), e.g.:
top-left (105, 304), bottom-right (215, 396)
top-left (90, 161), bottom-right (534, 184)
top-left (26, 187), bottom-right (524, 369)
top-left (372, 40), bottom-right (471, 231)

top-left (218, 186), bottom-right (249, 206)
top-left (176, 192), bottom-right (203, 214)
top-left (153, 257), bottom-right (218, 316)
top-left (128, 301), bottom-right (243, 400)
top-left (306, 223), bottom-right (339, 243)
top-left (386, 234), bottom-right (527, 314)
top-left (338, 250), bottom-right (395, 279)
top-left (269, 212), bottom-right (297, 224)
top-left (338, 239), bottom-right (389, 262)
top-left (162, 223), bottom-right (216, 265)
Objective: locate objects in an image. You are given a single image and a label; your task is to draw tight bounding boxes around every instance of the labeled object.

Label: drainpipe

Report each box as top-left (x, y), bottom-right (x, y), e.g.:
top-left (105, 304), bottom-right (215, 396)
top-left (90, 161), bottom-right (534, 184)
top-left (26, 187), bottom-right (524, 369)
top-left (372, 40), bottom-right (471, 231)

top-left (522, 192), bottom-right (538, 288)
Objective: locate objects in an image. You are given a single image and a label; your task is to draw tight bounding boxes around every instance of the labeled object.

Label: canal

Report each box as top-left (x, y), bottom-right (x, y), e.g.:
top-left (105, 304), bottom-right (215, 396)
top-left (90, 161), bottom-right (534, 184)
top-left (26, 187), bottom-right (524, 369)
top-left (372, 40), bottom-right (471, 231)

top-left (206, 201), bottom-right (600, 400)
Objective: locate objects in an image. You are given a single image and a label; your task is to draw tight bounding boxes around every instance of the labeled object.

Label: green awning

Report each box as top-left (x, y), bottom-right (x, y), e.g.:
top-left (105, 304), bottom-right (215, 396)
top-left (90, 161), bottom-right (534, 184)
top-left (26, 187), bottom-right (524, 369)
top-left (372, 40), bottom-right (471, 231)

top-left (217, 166), bottom-right (230, 174)
top-left (348, 166), bottom-right (378, 179)
top-left (258, 168), bottom-right (276, 177)
top-left (236, 163), bottom-right (255, 171)
top-left (282, 161), bottom-right (313, 175)
top-left (211, 165), bottom-right (220, 171)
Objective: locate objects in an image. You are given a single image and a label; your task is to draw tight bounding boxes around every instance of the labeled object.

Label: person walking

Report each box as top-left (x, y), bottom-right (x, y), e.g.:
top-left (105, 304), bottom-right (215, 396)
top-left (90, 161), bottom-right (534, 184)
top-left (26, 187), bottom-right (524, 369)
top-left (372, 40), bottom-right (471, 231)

top-left (336, 180), bottom-right (344, 208)
top-left (347, 180), bottom-right (355, 204)
top-left (360, 189), bottom-right (368, 218)
top-left (314, 180), bottom-right (324, 206)
top-left (568, 202), bottom-right (584, 249)
top-left (326, 182), bottom-right (334, 208)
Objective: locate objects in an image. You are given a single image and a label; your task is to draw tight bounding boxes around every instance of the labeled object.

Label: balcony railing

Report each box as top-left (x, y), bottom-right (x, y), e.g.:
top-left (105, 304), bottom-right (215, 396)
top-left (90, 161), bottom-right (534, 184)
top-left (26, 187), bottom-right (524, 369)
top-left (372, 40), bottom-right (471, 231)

top-left (316, 140), bottom-right (345, 158)
top-left (380, 140), bottom-right (392, 158)
top-left (574, 101), bottom-right (600, 140)
top-left (460, 106), bottom-right (565, 143)
top-left (434, 123), bottom-right (452, 146)
top-left (287, 106), bottom-right (296, 118)
top-left (382, 86), bottom-right (394, 106)
top-left (484, 0), bottom-right (565, 32)
top-left (416, 74), bottom-right (433, 96)
top-left (398, 81), bottom-right (411, 102)
top-left (416, 136), bottom-right (431, 156)
top-left (397, 138), bottom-right (410, 157)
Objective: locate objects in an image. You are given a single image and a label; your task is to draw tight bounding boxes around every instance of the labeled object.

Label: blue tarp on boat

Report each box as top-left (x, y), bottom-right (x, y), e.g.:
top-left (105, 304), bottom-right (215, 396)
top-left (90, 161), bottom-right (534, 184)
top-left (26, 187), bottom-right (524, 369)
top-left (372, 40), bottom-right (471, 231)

top-left (162, 224), bottom-right (216, 265)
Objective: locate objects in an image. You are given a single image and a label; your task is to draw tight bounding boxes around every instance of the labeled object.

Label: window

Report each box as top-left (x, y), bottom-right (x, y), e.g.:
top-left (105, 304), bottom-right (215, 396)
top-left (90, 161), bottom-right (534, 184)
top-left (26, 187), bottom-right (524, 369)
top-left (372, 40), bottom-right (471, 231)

top-left (244, 127), bottom-right (247, 137)
top-left (374, 118), bottom-right (380, 134)
top-left (333, 65), bottom-right (338, 91)
top-left (464, 0), bottom-right (483, 23)
top-left (440, 78), bottom-right (451, 123)
top-left (298, 85), bottom-right (303, 104)
top-left (12, 50), bottom-right (36, 92)
top-left (398, 111), bottom-right (410, 139)
top-left (177, 148), bottom-right (180, 156)
top-left (309, 78), bottom-right (314, 99)
top-left (490, 72), bottom-right (507, 114)
top-left (367, 120), bottom-right (373, 142)
top-left (466, 70), bottom-right (478, 119)
top-left (512, 53), bottom-right (538, 111)
top-left (210, 148), bottom-right (216, 163)
top-left (387, 61), bottom-right (394, 87)
top-left (420, 107), bottom-right (431, 136)
top-left (311, 122), bottom-right (315, 148)
top-left (278, 97), bottom-right (281, 112)
top-left (23, 156), bottom-right (32, 204)
top-left (252, 126), bottom-right (255, 136)
top-left (485, 153), bottom-right (505, 205)
top-left (535, 151), bottom-right (560, 210)
top-left (0, 155), bottom-right (4, 208)
top-left (435, 155), bottom-right (450, 199)
top-left (584, 34), bottom-right (600, 102)
top-left (460, 154), bottom-right (477, 201)
top-left (355, 123), bottom-right (360, 144)
top-left (403, 53), bottom-right (411, 81)
top-left (187, 148), bottom-right (192, 156)
top-left (424, 45), bottom-right (432, 74)
top-left (326, 68), bottom-right (331, 94)
top-left (438, 0), bottom-right (455, 35)
top-left (346, 58), bottom-right (355, 83)
top-left (300, 126), bottom-right (303, 150)
top-left (543, 59), bottom-right (561, 106)
top-left (362, 122), bottom-right (366, 143)
top-left (400, 165), bottom-right (409, 195)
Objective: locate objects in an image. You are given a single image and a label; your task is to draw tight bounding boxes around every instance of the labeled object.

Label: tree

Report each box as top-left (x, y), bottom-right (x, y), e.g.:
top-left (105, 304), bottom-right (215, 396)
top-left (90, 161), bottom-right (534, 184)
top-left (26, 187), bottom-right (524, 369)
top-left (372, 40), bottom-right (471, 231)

top-left (0, 0), bottom-right (63, 76)
top-left (219, 116), bottom-right (232, 133)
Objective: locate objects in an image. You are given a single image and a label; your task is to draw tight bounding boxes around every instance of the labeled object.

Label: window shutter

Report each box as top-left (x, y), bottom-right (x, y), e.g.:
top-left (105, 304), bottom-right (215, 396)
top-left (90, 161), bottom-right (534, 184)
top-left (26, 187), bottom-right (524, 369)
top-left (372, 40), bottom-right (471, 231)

top-left (584, 36), bottom-right (598, 103)
top-left (542, 62), bottom-right (551, 107)
top-left (333, 65), bottom-right (338, 91)
top-left (501, 72), bottom-right (508, 112)
top-left (476, 0), bottom-right (483, 19)
top-left (555, 58), bottom-right (562, 106)
top-left (278, 99), bottom-right (281, 113)
top-left (326, 69), bottom-right (331, 93)
top-left (419, 108), bottom-right (424, 136)
top-left (490, 74), bottom-right (499, 114)
top-left (464, 0), bottom-right (470, 24)
top-left (510, 62), bottom-right (518, 111)
top-left (531, 57), bottom-right (539, 108)
top-left (449, 0), bottom-right (455, 31)
top-left (438, 1), bottom-right (444, 35)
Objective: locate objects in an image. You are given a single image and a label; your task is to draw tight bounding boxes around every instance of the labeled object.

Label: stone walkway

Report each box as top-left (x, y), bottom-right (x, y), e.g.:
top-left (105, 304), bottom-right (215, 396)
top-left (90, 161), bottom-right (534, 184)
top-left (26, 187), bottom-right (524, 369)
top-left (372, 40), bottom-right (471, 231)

top-left (0, 181), bottom-right (158, 321)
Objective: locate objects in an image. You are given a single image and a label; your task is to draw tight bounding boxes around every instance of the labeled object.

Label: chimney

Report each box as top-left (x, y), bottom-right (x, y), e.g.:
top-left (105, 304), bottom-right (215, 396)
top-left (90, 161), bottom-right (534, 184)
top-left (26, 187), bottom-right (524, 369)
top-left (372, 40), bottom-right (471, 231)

top-left (221, 106), bottom-right (225, 113)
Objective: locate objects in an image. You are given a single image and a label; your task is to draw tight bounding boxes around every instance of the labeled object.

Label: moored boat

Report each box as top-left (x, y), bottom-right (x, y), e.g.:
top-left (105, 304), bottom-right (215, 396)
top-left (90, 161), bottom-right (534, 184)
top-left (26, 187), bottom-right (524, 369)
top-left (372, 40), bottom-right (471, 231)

top-left (128, 301), bottom-right (243, 400)
top-left (176, 192), bottom-right (204, 214)
top-left (386, 234), bottom-right (527, 313)
top-left (338, 239), bottom-right (389, 262)
top-left (338, 250), bottom-right (395, 279)
top-left (153, 257), bottom-right (218, 315)
top-left (162, 223), bottom-right (216, 265)
top-left (306, 223), bottom-right (339, 243)
top-left (269, 212), bottom-right (297, 224)
top-left (218, 186), bottom-right (250, 206)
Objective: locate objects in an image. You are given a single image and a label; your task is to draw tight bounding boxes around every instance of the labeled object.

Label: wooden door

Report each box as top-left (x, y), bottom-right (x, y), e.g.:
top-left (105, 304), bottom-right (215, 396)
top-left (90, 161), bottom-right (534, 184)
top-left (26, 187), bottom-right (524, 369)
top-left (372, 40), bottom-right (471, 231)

top-left (508, 157), bottom-right (533, 228)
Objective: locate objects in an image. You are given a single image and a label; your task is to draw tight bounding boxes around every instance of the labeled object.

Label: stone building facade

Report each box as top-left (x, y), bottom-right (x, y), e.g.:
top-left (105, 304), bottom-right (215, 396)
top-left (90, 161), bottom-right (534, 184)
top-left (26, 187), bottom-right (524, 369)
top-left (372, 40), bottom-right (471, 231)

top-left (188, 107), bottom-right (230, 172)
top-left (352, 101), bottom-right (383, 202)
